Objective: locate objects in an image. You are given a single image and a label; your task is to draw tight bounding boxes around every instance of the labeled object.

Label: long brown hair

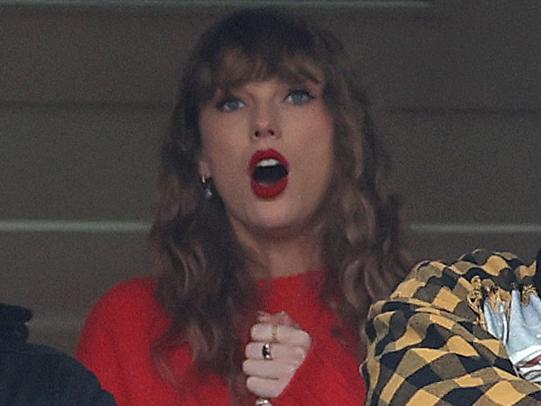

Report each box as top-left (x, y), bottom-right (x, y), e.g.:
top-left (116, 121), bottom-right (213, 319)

top-left (150, 7), bottom-right (411, 399)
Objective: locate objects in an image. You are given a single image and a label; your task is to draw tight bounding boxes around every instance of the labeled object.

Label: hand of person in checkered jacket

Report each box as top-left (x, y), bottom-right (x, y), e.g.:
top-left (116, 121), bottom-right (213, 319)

top-left (362, 248), bottom-right (541, 406)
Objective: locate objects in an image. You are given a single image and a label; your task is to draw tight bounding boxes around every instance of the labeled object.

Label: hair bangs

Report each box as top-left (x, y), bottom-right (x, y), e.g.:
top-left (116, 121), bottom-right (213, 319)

top-left (207, 50), bottom-right (323, 96)
top-left (194, 9), bottom-right (328, 104)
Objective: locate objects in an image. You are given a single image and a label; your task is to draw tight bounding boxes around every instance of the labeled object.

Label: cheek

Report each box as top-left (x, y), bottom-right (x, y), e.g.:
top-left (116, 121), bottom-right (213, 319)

top-left (200, 138), bottom-right (247, 201)
top-left (199, 114), bottom-right (242, 174)
top-left (290, 116), bottom-right (335, 193)
top-left (204, 146), bottom-right (242, 194)
top-left (299, 110), bottom-right (335, 163)
top-left (308, 114), bottom-right (335, 188)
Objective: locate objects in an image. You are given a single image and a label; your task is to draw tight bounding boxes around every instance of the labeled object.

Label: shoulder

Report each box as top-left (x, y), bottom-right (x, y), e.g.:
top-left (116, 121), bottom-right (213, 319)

top-left (391, 249), bottom-right (537, 304)
top-left (368, 249), bottom-right (539, 328)
top-left (89, 277), bottom-right (159, 318)
top-left (81, 277), bottom-right (168, 338)
top-left (407, 249), bottom-right (531, 283)
top-left (97, 277), bottom-right (156, 306)
top-left (0, 339), bottom-right (115, 405)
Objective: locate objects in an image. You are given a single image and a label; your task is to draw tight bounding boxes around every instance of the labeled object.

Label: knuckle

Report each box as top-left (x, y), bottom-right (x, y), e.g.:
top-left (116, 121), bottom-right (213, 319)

top-left (298, 330), bottom-right (311, 345)
top-left (284, 362), bottom-right (298, 377)
top-left (292, 346), bottom-right (306, 362)
top-left (288, 358), bottom-right (302, 368)
top-left (273, 383), bottom-right (287, 397)
top-left (281, 311), bottom-right (292, 321)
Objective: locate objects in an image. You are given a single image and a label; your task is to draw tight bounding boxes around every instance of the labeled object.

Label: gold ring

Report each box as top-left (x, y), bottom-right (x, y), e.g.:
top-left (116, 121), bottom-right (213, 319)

top-left (262, 342), bottom-right (272, 360)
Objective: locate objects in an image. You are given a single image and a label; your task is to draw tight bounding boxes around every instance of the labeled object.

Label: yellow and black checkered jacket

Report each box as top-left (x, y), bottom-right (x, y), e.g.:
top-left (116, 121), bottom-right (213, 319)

top-left (363, 249), bottom-right (541, 405)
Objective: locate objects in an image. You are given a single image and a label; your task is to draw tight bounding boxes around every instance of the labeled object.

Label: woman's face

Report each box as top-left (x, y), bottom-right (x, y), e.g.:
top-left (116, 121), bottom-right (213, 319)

top-left (198, 76), bottom-right (335, 240)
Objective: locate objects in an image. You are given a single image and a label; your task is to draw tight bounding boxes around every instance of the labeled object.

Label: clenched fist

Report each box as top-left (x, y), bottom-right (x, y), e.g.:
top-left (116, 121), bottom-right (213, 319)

top-left (243, 311), bottom-right (312, 399)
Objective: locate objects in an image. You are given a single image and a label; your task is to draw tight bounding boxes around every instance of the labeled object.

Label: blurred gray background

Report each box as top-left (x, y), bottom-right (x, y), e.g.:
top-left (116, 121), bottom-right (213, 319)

top-left (1, 0), bottom-right (540, 353)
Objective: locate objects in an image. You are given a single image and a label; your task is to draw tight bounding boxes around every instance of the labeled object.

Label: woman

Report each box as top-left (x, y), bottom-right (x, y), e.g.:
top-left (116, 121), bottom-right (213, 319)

top-left (77, 8), bottom-right (410, 406)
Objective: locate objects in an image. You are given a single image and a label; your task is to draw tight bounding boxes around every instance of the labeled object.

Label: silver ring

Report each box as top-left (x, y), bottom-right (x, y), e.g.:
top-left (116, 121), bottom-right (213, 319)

top-left (255, 398), bottom-right (273, 406)
top-left (262, 342), bottom-right (272, 360)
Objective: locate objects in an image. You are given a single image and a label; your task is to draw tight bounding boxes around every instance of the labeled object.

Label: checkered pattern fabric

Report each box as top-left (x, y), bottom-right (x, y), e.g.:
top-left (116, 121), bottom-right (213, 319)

top-left (363, 249), bottom-right (541, 405)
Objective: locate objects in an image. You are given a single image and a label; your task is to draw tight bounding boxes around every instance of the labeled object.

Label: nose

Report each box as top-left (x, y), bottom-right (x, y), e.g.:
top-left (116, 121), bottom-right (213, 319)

top-left (252, 105), bottom-right (280, 140)
top-left (254, 126), bottom-right (276, 138)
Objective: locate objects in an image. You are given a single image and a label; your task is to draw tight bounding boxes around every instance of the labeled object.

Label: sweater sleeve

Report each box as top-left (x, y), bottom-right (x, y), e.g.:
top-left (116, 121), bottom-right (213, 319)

top-left (273, 331), bottom-right (366, 405)
top-left (363, 249), bottom-right (541, 406)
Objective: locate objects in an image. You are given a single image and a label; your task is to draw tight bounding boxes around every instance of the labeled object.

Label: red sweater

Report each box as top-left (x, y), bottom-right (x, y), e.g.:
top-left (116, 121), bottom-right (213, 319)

top-left (77, 271), bottom-right (366, 405)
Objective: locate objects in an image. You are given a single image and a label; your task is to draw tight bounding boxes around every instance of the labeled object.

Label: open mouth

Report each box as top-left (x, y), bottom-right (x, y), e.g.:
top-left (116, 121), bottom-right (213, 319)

top-left (248, 149), bottom-right (289, 199)
top-left (252, 158), bottom-right (288, 183)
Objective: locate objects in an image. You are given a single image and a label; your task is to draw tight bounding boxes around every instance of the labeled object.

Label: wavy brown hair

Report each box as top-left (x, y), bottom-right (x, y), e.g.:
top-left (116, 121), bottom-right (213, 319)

top-left (150, 7), bottom-right (411, 401)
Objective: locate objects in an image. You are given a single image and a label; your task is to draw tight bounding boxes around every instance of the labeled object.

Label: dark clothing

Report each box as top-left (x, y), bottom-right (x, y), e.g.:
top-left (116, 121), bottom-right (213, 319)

top-left (0, 303), bottom-right (116, 406)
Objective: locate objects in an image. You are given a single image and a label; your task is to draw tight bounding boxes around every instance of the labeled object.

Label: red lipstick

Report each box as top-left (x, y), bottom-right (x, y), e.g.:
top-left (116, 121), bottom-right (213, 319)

top-left (248, 149), bottom-right (289, 199)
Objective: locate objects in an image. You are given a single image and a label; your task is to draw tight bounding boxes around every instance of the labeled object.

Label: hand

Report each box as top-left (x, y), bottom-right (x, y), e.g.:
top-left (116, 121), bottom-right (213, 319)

top-left (243, 311), bottom-right (312, 399)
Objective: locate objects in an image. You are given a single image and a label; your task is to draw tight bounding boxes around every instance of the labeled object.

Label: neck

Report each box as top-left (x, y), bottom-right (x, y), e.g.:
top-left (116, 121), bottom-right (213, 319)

top-left (234, 224), bottom-right (324, 279)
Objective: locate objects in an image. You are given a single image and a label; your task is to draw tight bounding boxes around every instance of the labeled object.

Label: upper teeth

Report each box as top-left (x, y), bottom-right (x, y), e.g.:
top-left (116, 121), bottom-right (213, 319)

top-left (257, 158), bottom-right (280, 168)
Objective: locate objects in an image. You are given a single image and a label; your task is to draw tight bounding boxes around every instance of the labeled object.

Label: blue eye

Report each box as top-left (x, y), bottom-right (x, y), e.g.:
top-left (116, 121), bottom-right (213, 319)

top-left (285, 89), bottom-right (315, 105)
top-left (216, 97), bottom-right (246, 112)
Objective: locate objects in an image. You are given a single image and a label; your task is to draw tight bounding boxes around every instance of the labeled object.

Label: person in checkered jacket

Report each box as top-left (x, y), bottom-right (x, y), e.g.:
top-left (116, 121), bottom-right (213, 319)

top-left (363, 248), bottom-right (541, 405)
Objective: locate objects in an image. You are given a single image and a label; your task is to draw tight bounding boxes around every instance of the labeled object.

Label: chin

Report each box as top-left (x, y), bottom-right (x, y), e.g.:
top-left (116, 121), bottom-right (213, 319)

top-left (252, 214), bottom-right (295, 231)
